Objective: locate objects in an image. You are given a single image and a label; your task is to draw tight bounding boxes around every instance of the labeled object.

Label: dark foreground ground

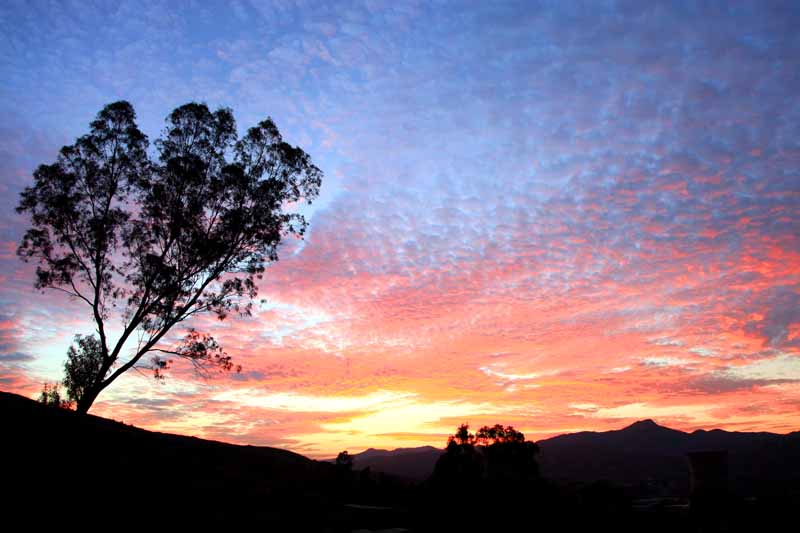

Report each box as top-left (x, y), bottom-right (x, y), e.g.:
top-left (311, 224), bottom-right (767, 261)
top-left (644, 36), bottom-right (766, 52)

top-left (3, 391), bottom-right (798, 531)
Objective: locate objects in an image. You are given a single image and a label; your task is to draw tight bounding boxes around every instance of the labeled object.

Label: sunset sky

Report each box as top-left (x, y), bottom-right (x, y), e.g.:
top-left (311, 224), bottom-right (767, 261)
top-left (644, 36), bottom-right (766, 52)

top-left (1, 1), bottom-right (799, 457)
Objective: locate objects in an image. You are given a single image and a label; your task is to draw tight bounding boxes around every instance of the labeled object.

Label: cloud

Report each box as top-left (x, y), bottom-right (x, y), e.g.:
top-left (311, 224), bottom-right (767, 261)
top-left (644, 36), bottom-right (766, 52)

top-left (0, 352), bottom-right (33, 362)
top-left (212, 388), bottom-right (415, 413)
top-left (721, 354), bottom-right (800, 382)
top-left (0, 1), bottom-right (798, 454)
top-left (641, 357), bottom-right (694, 368)
top-left (590, 402), bottom-right (720, 423)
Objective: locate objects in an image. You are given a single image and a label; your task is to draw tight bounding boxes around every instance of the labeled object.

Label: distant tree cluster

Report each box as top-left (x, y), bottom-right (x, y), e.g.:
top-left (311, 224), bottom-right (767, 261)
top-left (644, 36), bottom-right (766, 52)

top-left (435, 423), bottom-right (540, 485)
top-left (427, 423), bottom-right (545, 527)
top-left (448, 423), bottom-right (526, 446)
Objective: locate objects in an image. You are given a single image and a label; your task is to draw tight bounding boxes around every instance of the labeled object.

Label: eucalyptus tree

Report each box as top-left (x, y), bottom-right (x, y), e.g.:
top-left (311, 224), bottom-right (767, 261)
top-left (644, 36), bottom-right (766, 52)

top-left (17, 101), bottom-right (322, 413)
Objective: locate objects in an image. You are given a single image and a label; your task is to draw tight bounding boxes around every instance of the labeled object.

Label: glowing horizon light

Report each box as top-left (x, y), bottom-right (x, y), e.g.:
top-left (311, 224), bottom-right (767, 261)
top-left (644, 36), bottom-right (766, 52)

top-left (1, 1), bottom-right (799, 457)
top-left (212, 388), bottom-right (417, 413)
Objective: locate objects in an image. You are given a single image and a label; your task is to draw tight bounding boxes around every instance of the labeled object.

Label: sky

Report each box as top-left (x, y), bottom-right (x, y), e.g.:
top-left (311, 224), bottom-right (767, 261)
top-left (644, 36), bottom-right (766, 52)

top-left (1, 0), bottom-right (799, 457)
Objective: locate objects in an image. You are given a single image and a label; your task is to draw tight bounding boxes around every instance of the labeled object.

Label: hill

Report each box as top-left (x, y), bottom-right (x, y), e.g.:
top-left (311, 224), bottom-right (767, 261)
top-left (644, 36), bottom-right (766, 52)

top-left (2, 391), bottom-right (341, 528)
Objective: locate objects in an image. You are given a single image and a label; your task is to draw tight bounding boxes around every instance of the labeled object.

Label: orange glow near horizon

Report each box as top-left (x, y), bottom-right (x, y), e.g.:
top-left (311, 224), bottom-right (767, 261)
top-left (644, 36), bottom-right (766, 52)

top-left (10, 220), bottom-right (794, 459)
top-left (3, 204), bottom-right (799, 458)
top-left (1, 1), bottom-right (799, 460)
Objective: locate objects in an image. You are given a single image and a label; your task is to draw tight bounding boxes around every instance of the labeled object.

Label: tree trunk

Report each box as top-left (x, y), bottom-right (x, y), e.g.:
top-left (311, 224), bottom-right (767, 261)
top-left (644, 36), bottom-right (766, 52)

top-left (75, 385), bottom-right (102, 414)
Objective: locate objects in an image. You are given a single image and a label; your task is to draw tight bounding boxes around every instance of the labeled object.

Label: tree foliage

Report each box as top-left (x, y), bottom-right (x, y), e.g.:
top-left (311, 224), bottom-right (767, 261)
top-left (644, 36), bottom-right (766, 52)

top-left (336, 450), bottom-right (354, 470)
top-left (436, 423), bottom-right (540, 485)
top-left (449, 423), bottom-right (475, 446)
top-left (475, 423), bottom-right (525, 445)
top-left (39, 382), bottom-right (74, 409)
top-left (17, 101), bottom-right (322, 413)
top-left (38, 382), bottom-right (73, 409)
top-left (63, 334), bottom-right (105, 405)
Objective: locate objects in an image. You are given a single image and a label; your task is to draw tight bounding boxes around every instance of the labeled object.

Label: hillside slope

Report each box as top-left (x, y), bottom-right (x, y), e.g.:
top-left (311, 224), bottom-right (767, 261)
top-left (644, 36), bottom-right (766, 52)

top-left (2, 391), bottom-right (337, 528)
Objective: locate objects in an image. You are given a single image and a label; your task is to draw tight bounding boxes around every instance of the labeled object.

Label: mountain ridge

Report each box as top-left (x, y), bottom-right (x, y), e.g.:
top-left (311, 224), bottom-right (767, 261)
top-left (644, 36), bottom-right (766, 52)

top-left (338, 418), bottom-right (800, 487)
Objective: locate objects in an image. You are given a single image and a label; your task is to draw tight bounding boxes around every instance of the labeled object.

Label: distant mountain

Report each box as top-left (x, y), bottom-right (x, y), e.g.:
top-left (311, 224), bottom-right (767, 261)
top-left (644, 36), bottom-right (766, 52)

top-left (537, 418), bottom-right (800, 492)
top-left (344, 446), bottom-right (443, 480)
top-left (336, 419), bottom-right (800, 492)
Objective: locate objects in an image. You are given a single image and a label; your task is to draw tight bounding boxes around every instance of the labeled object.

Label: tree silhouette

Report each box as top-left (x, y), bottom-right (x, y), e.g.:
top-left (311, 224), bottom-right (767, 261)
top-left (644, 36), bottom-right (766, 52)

top-left (476, 424), bottom-right (526, 445)
top-left (17, 101), bottom-right (322, 413)
top-left (63, 334), bottom-right (104, 406)
top-left (336, 450), bottom-right (354, 471)
top-left (434, 423), bottom-right (540, 485)
top-left (449, 423), bottom-right (475, 446)
top-left (429, 424), bottom-right (548, 530)
top-left (38, 382), bottom-right (72, 409)
top-left (436, 424), bottom-right (484, 485)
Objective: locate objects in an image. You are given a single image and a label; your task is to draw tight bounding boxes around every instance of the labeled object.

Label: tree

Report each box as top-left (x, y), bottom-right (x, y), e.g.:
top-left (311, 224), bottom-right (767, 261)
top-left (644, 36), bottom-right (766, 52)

top-left (437, 424), bottom-right (483, 485)
top-left (38, 382), bottom-right (72, 409)
top-left (475, 424), bottom-right (525, 445)
top-left (336, 451), bottom-right (354, 471)
top-left (434, 423), bottom-right (540, 485)
top-left (430, 423), bottom-right (545, 530)
top-left (449, 423), bottom-right (475, 446)
top-left (17, 101), bottom-right (322, 413)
